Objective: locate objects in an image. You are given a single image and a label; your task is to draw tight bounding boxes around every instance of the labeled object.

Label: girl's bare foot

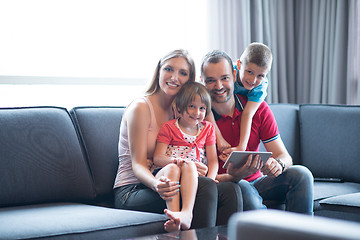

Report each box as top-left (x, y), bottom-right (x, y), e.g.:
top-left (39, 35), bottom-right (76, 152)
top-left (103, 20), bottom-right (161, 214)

top-left (164, 218), bottom-right (180, 232)
top-left (164, 209), bottom-right (192, 232)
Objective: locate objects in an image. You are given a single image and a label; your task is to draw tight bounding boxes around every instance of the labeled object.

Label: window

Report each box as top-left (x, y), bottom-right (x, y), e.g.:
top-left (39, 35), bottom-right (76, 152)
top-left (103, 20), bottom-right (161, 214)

top-left (0, 0), bottom-right (208, 108)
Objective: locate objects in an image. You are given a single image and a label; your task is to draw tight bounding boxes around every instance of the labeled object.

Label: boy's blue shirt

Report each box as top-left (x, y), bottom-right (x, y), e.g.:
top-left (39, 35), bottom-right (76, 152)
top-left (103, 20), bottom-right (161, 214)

top-left (234, 64), bottom-right (268, 103)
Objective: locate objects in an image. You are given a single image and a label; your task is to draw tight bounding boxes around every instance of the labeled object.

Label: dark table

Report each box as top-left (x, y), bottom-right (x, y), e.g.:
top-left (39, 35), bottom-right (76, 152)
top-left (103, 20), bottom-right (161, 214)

top-left (123, 225), bottom-right (228, 240)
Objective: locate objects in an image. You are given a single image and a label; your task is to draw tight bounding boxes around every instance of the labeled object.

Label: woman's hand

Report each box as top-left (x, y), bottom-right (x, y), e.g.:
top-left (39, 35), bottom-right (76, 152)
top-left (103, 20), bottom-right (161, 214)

top-left (194, 161), bottom-right (208, 177)
top-left (155, 176), bottom-right (180, 201)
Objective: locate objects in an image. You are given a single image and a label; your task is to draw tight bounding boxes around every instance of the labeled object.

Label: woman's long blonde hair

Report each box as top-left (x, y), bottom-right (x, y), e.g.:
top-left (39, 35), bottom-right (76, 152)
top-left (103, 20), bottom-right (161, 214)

top-left (145, 49), bottom-right (196, 95)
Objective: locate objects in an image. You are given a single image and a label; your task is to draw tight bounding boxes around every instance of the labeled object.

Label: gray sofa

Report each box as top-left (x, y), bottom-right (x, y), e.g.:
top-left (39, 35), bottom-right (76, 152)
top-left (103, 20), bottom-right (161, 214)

top-left (1, 104), bottom-right (359, 239)
top-left (0, 106), bottom-right (167, 240)
top-left (264, 104), bottom-right (360, 222)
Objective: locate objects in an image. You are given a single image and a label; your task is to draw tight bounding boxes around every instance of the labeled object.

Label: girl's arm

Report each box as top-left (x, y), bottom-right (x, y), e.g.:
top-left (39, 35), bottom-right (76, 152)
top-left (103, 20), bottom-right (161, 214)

top-left (204, 144), bottom-right (219, 181)
top-left (153, 142), bottom-right (173, 167)
top-left (205, 111), bottom-right (231, 153)
top-left (237, 101), bottom-right (261, 151)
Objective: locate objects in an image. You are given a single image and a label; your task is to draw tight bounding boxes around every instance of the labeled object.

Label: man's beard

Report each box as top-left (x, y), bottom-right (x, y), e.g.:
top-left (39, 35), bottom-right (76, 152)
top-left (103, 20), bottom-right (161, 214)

top-left (210, 89), bottom-right (232, 103)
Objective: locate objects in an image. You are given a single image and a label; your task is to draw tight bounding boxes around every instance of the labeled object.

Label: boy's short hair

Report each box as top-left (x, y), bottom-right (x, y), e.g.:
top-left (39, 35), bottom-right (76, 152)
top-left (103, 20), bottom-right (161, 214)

top-left (240, 42), bottom-right (273, 71)
top-left (176, 81), bottom-right (211, 116)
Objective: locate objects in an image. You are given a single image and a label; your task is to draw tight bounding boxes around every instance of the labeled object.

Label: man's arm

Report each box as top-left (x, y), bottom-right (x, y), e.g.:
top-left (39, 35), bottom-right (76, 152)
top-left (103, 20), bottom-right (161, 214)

top-left (262, 137), bottom-right (293, 177)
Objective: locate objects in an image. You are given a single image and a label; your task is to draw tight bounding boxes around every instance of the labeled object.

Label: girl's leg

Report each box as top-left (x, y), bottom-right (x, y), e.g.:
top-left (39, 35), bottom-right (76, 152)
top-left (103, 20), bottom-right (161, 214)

top-left (155, 164), bottom-right (181, 211)
top-left (164, 161), bottom-right (198, 231)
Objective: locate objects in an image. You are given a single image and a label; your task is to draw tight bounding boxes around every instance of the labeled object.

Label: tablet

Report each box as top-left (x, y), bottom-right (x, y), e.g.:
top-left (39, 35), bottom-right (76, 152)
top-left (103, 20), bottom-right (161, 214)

top-left (223, 151), bottom-right (272, 169)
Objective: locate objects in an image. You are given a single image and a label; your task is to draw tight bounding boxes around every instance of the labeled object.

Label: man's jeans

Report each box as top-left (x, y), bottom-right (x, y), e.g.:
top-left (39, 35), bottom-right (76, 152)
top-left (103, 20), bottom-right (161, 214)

top-left (238, 165), bottom-right (314, 215)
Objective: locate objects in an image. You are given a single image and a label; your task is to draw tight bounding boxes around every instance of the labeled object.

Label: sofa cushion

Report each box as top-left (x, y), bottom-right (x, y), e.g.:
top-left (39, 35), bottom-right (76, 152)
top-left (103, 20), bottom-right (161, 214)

top-left (69, 107), bottom-right (125, 201)
top-left (0, 202), bottom-right (167, 240)
top-left (0, 107), bottom-right (95, 207)
top-left (299, 104), bottom-right (360, 182)
top-left (320, 192), bottom-right (360, 208)
top-left (268, 104), bottom-right (301, 164)
top-left (314, 182), bottom-right (360, 201)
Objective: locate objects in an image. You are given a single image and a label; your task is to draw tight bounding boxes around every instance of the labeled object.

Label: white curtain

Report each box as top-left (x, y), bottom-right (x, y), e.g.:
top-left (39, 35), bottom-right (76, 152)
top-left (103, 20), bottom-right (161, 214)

top-left (207, 0), bottom-right (360, 105)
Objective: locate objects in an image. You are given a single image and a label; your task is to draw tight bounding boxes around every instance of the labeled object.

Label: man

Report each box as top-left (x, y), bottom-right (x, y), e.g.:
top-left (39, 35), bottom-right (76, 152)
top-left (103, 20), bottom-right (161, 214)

top-left (201, 50), bottom-right (313, 214)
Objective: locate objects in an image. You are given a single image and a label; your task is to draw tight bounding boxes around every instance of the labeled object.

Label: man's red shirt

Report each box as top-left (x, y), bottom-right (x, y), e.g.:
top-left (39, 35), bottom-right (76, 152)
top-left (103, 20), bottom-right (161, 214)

top-left (213, 94), bottom-right (279, 182)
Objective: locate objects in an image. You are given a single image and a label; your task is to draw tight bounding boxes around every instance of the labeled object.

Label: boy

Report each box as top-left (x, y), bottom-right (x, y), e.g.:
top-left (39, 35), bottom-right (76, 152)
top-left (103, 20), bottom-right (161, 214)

top-left (208, 43), bottom-right (272, 156)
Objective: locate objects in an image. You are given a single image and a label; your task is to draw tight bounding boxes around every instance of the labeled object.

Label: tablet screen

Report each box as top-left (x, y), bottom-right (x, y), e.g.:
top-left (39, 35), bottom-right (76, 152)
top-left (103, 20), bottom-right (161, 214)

top-left (223, 151), bottom-right (272, 169)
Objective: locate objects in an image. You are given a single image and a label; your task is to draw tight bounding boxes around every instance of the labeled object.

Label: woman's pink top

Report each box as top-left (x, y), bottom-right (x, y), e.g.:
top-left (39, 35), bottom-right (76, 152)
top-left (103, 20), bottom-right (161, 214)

top-left (113, 97), bottom-right (160, 188)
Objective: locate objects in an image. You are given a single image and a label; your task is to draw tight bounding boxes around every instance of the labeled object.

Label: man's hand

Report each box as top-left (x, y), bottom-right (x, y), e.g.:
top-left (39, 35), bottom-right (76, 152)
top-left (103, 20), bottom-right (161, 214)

top-left (227, 154), bottom-right (263, 182)
top-left (261, 158), bottom-right (282, 177)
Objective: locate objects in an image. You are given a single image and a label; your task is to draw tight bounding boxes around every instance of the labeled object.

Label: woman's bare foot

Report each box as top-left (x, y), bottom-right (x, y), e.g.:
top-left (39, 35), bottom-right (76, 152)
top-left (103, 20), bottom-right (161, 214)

top-left (164, 209), bottom-right (192, 232)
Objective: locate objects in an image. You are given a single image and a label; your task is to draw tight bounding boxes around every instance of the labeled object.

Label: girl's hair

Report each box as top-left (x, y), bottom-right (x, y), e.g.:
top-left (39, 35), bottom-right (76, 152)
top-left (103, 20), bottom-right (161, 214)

top-left (175, 81), bottom-right (211, 116)
top-left (145, 49), bottom-right (196, 95)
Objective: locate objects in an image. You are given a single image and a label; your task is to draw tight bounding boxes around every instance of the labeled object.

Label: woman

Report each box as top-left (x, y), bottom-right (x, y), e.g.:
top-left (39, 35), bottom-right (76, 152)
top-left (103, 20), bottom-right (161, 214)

top-left (113, 49), bottom-right (241, 231)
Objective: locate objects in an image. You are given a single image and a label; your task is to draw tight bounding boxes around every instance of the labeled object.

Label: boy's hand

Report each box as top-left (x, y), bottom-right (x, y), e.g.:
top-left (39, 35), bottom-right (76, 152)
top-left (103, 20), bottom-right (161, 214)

top-left (219, 146), bottom-right (237, 162)
top-left (219, 152), bottom-right (230, 162)
top-left (233, 145), bottom-right (246, 152)
top-left (217, 137), bottom-right (231, 153)
top-left (222, 147), bottom-right (239, 156)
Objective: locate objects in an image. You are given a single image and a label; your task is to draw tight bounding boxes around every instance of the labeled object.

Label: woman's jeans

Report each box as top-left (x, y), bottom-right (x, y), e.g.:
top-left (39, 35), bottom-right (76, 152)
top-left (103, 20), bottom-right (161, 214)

top-left (114, 176), bottom-right (243, 229)
top-left (238, 165), bottom-right (314, 215)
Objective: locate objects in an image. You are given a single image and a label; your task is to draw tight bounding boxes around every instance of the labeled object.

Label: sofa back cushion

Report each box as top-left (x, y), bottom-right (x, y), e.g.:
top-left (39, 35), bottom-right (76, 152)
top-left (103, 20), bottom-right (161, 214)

top-left (70, 107), bottom-right (125, 201)
top-left (260, 104), bottom-right (301, 165)
top-left (300, 104), bottom-right (360, 182)
top-left (0, 107), bottom-right (95, 207)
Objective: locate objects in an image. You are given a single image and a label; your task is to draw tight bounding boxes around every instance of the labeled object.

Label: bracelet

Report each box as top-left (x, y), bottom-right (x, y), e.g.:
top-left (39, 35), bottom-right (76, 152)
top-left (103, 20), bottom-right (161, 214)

top-left (275, 158), bottom-right (286, 171)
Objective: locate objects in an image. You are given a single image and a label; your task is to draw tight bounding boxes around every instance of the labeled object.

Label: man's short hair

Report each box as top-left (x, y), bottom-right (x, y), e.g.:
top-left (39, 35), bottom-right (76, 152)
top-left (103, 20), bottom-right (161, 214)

top-left (200, 50), bottom-right (234, 79)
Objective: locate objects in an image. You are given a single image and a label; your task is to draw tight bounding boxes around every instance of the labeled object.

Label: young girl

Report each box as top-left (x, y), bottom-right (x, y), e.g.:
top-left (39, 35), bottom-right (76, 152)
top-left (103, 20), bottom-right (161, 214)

top-left (209, 43), bottom-right (273, 156)
top-left (153, 81), bottom-right (218, 231)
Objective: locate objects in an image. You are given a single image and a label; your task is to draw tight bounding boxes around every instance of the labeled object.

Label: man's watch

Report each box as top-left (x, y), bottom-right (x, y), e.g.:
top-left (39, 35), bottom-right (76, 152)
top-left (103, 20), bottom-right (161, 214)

top-left (275, 158), bottom-right (285, 171)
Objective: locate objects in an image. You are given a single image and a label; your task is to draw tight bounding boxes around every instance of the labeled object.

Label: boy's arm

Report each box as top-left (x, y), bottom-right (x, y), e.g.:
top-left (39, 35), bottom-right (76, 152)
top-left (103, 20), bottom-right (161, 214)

top-left (153, 142), bottom-right (173, 167)
top-left (205, 111), bottom-right (231, 153)
top-left (237, 101), bottom-right (261, 151)
top-left (204, 144), bottom-right (219, 181)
